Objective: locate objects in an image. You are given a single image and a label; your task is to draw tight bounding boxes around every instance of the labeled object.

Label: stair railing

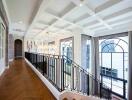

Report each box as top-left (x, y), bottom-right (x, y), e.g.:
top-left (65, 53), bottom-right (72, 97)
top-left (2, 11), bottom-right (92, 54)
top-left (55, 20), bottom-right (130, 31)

top-left (25, 52), bottom-right (111, 99)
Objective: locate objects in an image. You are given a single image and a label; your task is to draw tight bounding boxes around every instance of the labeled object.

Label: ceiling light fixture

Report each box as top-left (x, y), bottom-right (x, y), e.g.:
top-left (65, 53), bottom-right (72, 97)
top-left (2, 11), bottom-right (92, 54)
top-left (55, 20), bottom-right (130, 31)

top-left (79, 0), bottom-right (84, 7)
top-left (79, 3), bottom-right (82, 7)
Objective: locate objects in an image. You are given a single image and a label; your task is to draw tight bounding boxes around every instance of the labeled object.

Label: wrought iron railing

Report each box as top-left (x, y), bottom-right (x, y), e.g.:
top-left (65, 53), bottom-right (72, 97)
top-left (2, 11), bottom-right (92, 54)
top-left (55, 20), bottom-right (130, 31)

top-left (25, 52), bottom-right (111, 99)
top-left (101, 73), bottom-right (127, 99)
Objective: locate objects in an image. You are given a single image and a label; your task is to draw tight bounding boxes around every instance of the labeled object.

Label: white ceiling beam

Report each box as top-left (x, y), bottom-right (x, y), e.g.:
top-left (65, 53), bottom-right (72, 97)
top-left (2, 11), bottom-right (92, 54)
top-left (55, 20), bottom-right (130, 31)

top-left (85, 7), bottom-right (132, 30)
top-left (25, 0), bottom-right (53, 37)
top-left (95, 0), bottom-right (122, 13)
top-left (85, 23), bottom-right (103, 29)
top-left (94, 22), bottom-right (132, 37)
top-left (83, 20), bottom-right (98, 27)
top-left (110, 18), bottom-right (132, 27)
top-left (106, 12), bottom-right (132, 23)
top-left (76, 16), bottom-right (96, 26)
top-left (34, 20), bottom-right (72, 38)
top-left (83, 5), bottom-right (112, 29)
top-left (51, 24), bottom-right (75, 35)
top-left (36, 26), bottom-right (72, 38)
top-left (45, 11), bottom-right (83, 29)
top-left (91, 19), bottom-right (132, 34)
top-left (76, 0), bottom-right (123, 28)
top-left (69, 0), bottom-right (113, 29)
top-left (104, 7), bottom-right (132, 21)
top-left (104, 7), bottom-right (132, 20)
top-left (35, 20), bottom-right (73, 31)
top-left (35, 5), bottom-right (84, 38)
top-left (91, 27), bottom-right (106, 32)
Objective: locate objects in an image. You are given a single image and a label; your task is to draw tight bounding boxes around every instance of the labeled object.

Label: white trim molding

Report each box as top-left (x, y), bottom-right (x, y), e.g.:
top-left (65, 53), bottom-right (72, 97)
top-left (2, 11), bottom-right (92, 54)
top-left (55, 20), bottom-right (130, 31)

top-left (2, 0), bottom-right (11, 24)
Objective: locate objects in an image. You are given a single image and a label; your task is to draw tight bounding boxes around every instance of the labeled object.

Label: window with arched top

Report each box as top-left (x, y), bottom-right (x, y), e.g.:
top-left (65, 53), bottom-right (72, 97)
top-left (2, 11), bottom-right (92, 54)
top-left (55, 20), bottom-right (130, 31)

top-left (60, 37), bottom-right (73, 89)
top-left (99, 36), bottom-right (128, 99)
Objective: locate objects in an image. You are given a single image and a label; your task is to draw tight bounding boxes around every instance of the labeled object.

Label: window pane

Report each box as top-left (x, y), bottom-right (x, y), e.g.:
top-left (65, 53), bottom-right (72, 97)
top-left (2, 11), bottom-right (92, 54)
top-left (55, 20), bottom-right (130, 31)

top-left (124, 53), bottom-right (128, 80)
top-left (112, 53), bottom-right (123, 79)
top-left (102, 76), bottom-right (111, 89)
top-left (112, 79), bottom-right (123, 95)
top-left (102, 53), bottom-right (111, 69)
top-left (115, 45), bottom-right (123, 52)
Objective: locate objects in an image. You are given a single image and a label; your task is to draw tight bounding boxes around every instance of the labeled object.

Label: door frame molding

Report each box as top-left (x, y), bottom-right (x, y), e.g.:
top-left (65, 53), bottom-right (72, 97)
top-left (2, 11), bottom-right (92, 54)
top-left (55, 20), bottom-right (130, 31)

top-left (59, 37), bottom-right (74, 60)
top-left (14, 39), bottom-right (23, 58)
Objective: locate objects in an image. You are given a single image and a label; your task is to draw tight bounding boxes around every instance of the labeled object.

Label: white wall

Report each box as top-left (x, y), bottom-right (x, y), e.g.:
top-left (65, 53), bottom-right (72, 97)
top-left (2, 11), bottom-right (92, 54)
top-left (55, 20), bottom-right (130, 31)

top-left (24, 32), bottom-right (82, 65)
top-left (8, 34), bottom-right (14, 61)
top-left (55, 33), bottom-right (81, 65)
top-left (8, 34), bottom-right (24, 61)
top-left (14, 35), bottom-right (24, 57)
top-left (0, 58), bottom-right (6, 75)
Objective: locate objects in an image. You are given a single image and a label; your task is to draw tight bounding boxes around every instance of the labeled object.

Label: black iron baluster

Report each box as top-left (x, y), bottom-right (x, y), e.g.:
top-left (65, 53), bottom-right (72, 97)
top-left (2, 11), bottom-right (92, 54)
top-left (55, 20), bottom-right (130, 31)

top-left (123, 80), bottom-right (126, 99)
top-left (53, 56), bottom-right (55, 83)
top-left (72, 65), bottom-right (74, 90)
top-left (36, 54), bottom-right (38, 69)
top-left (25, 52), bottom-right (119, 99)
top-left (100, 75), bottom-right (103, 98)
top-left (47, 56), bottom-right (49, 77)
top-left (49, 57), bottom-right (51, 79)
top-left (87, 74), bottom-right (89, 95)
top-left (42, 55), bottom-right (44, 75)
top-left (61, 57), bottom-right (64, 91)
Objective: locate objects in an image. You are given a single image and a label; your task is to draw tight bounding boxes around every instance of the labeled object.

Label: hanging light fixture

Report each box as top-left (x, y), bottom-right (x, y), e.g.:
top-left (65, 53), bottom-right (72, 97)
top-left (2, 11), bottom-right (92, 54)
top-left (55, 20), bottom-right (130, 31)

top-left (79, 0), bottom-right (84, 7)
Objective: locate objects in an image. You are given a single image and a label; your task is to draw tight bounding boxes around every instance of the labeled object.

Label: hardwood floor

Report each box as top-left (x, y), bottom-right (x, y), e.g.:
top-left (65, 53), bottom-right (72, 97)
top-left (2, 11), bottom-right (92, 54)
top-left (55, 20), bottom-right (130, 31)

top-left (0, 59), bottom-right (56, 100)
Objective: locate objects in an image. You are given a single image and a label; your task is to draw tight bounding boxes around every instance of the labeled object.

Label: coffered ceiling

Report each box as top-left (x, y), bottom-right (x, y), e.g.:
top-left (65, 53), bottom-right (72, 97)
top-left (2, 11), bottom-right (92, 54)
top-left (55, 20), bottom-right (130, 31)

top-left (4, 0), bottom-right (42, 35)
top-left (4, 0), bottom-right (132, 39)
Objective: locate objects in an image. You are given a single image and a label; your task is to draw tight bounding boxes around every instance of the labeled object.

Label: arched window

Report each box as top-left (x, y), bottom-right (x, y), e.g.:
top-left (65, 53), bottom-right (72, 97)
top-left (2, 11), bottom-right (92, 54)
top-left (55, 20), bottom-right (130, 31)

top-left (99, 36), bottom-right (128, 99)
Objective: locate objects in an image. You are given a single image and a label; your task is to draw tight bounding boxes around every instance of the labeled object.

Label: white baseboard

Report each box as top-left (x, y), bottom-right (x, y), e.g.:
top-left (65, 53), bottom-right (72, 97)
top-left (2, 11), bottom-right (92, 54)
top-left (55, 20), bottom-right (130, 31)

top-left (9, 59), bottom-right (13, 62)
top-left (5, 65), bottom-right (9, 69)
top-left (25, 58), bottom-right (61, 100)
top-left (0, 68), bottom-right (5, 76)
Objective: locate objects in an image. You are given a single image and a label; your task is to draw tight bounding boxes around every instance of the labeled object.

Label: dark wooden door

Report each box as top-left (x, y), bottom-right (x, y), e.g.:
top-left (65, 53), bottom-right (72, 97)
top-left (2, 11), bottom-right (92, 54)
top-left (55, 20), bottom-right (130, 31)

top-left (15, 39), bottom-right (22, 58)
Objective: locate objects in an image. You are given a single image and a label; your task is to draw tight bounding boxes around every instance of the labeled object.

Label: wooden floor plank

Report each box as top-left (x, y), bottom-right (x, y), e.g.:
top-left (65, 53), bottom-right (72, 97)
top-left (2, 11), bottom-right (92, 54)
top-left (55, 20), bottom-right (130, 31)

top-left (0, 59), bottom-right (56, 100)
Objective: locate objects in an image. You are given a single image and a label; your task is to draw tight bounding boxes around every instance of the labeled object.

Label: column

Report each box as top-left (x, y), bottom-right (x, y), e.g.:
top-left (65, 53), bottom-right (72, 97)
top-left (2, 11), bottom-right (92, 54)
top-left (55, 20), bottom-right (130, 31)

top-left (91, 37), bottom-right (100, 95)
top-left (128, 32), bottom-right (132, 100)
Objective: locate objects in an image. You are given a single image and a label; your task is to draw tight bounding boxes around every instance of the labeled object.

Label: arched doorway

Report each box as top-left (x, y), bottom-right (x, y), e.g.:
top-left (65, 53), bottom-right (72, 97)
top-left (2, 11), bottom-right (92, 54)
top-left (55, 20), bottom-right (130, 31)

top-left (14, 39), bottom-right (22, 58)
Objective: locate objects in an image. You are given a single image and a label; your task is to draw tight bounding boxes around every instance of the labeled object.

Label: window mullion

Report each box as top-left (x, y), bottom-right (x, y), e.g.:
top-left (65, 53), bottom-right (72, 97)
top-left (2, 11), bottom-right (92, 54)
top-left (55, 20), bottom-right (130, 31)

top-left (111, 52), bottom-right (112, 91)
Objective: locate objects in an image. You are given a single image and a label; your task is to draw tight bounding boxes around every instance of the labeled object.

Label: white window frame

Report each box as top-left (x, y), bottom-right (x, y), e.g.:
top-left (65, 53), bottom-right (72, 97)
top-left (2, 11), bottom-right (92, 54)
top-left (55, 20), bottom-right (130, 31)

top-left (0, 16), bottom-right (6, 60)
